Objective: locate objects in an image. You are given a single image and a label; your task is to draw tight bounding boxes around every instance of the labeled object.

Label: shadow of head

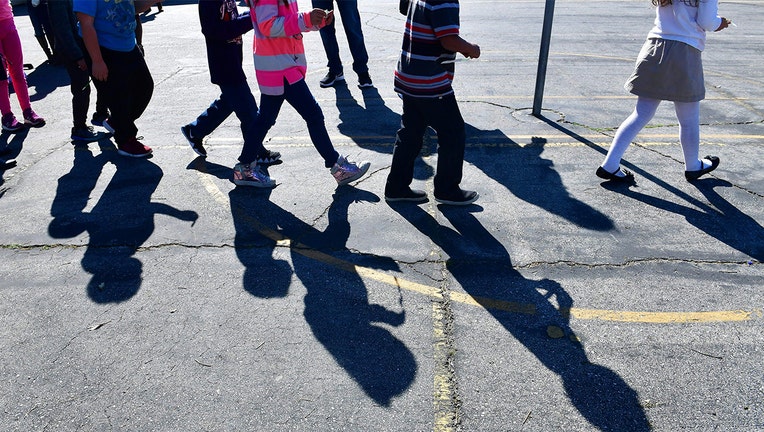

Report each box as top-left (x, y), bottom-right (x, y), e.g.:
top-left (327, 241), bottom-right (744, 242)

top-left (85, 256), bottom-right (142, 303)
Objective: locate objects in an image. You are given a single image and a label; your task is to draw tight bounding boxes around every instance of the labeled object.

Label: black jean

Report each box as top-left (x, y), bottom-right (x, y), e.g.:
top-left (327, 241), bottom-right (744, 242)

top-left (69, 38), bottom-right (108, 130)
top-left (98, 46), bottom-right (153, 144)
top-left (386, 94), bottom-right (466, 196)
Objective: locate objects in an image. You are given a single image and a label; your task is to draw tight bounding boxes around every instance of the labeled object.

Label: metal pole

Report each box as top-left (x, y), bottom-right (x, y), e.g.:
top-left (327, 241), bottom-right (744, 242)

top-left (532, 0), bottom-right (556, 117)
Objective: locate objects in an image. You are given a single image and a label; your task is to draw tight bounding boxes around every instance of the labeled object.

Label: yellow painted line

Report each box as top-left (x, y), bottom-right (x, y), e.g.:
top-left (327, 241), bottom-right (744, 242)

top-left (204, 133), bottom-right (764, 148)
top-left (432, 303), bottom-right (457, 432)
top-left (194, 171), bottom-right (761, 324)
top-left (568, 308), bottom-right (759, 324)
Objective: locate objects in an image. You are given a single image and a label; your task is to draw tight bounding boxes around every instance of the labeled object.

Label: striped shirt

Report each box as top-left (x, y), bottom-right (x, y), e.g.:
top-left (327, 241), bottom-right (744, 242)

top-left (249, 0), bottom-right (317, 95)
top-left (394, 0), bottom-right (460, 98)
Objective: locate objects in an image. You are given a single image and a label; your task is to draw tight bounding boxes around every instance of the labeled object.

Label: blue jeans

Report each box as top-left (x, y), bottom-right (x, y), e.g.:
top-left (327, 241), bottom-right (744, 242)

top-left (188, 80), bottom-right (264, 164)
top-left (386, 94), bottom-right (466, 196)
top-left (254, 79), bottom-right (339, 168)
top-left (311, 0), bottom-right (369, 76)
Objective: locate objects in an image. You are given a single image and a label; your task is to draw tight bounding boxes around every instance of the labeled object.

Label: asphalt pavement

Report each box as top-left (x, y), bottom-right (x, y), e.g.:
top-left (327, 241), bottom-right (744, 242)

top-left (1, 1), bottom-right (762, 431)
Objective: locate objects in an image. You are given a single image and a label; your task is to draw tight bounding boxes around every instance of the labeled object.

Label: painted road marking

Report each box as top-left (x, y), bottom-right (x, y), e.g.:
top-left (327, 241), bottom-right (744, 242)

top-left (194, 170), bottom-right (761, 324)
top-left (183, 133), bottom-right (763, 150)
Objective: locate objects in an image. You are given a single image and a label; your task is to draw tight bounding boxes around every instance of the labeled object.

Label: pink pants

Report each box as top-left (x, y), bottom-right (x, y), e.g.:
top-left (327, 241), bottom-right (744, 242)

top-left (0, 17), bottom-right (31, 116)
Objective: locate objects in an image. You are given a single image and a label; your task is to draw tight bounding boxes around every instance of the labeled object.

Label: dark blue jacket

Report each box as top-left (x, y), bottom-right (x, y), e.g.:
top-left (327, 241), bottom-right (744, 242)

top-left (199, 0), bottom-right (254, 86)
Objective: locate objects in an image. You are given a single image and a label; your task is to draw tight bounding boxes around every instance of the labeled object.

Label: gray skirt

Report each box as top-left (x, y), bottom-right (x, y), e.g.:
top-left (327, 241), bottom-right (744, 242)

top-left (625, 38), bottom-right (705, 102)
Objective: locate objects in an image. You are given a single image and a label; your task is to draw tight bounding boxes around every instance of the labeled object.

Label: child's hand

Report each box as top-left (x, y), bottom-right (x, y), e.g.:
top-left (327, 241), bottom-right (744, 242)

top-left (308, 8), bottom-right (328, 27)
top-left (463, 43), bottom-right (481, 60)
top-left (716, 17), bottom-right (730, 31)
top-left (324, 9), bottom-right (334, 26)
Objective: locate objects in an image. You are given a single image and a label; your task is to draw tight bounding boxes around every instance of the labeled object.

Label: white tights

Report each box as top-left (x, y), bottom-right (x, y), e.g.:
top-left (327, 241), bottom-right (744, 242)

top-left (601, 97), bottom-right (703, 173)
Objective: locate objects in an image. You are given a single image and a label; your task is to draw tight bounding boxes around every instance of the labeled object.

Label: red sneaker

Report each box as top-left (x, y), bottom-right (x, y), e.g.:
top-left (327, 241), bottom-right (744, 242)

top-left (117, 137), bottom-right (152, 158)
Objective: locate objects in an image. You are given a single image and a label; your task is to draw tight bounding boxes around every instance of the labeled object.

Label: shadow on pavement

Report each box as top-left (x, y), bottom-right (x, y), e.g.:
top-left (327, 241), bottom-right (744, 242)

top-left (464, 124), bottom-right (614, 231)
top-left (49, 143), bottom-right (198, 303)
top-left (332, 84), bottom-right (435, 182)
top-left (333, 99), bottom-right (614, 231)
top-left (389, 203), bottom-right (650, 430)
top-left (23, 61), bottom-right (69, 102)
top-left (188, 157), bottom-right (418, 406)
top-left (0, 128), bottom-right (28, 190)
top-left (604, 178), bottom-right (763, 262)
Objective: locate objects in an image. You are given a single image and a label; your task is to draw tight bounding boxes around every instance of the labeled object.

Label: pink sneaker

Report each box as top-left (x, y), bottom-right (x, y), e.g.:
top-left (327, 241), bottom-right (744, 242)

top-left (1, 113), bottom-right (23, 133)
top-left (117, 137), bottom-right (152, 158)
top-left (22, 108), bottom-right (45, 128)
top-left (233, 163), bottom-right (275, 188)
top-left (330, 155), bottom-right (370, 186)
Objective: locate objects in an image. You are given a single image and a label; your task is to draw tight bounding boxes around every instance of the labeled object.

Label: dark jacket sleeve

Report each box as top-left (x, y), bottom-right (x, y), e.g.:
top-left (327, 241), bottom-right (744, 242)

top-left (47, 0), bottom-right (84, 63)
top-left (198, 2), bottom-right (254, 41)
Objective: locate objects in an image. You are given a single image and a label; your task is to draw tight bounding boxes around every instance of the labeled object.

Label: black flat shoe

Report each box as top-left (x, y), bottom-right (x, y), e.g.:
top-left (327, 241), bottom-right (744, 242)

top-left (596, 166), bottom-right (634, 183)
top-left (685, 155), bottom-right (720, 181)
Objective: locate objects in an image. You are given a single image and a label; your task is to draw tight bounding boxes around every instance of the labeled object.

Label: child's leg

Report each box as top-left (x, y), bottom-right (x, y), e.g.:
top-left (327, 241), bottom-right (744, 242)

top-left (0, 22), bottom-right (32, 112)
top-left (0, 52), bottom-right (11, 116)
top-left (99, 48), bottom-right (139, 142)
top-left (335, 0), bottom-right (369, 76)
top-left (386, 95), bottom-right (428, 193)
top-left (126, 48), bottom-right (154, 124)
top-left (190, 87), bottom-right (235, 141)
top-left (423, 95), bottom-right (466, 196)
top-left (674, 100), bottom-right (702, 171)
top-left (601, 97), bottom-right (660, 172)
top-left (312, 0), bottom-right (343, 75)
top-left (284, 79), bottom-right (339, 167)
top-left (66, 60), bottom-right (91, 129)
top-left (221, 81), bottom-right (265, 164)
top-left (251, 92), bottom-right (286, 159)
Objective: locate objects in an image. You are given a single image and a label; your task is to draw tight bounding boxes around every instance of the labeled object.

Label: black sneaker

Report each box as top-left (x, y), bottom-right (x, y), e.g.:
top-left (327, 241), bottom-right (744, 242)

top-left (434, 189), bottom-right (479, 206)
top-left (1, 157), bottom-right (16, 170)
top-left (256, 149), bottom-right (282, 165)
top-left (357, 72), bottom-right (373, 89)
top-left (91, 111), bottom-right (109, 127)
top-left (71, 126), bottom-right (106, 143)
top-left (385, 187), bottom-right (427, 203)
top-left (319, 71), bottom-right (344, 88)
top-left (180, 124), bottom-right (207, 157)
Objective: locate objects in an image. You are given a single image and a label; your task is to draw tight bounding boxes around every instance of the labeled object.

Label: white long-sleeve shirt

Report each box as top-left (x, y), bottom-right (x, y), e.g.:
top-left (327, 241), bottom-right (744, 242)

top-left (647, 0), bottom-right (722, 51)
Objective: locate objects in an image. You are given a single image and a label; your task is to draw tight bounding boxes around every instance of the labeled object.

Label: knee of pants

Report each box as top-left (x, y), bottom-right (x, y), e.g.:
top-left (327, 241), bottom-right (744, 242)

top-left (300, 104), bottom-right (325, 126)
top-left (256, 114), bottom-right (278, 130)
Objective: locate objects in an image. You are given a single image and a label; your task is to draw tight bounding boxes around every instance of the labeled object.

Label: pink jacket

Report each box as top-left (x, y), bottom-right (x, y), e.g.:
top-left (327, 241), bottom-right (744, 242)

top-left (249, 0), bottom-right (319, 95)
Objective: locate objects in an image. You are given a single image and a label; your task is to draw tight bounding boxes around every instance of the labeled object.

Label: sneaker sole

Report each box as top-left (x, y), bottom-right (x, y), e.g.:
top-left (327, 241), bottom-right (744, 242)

top-left (2, 126), bottom-right (24, 133)
top-left (384, 195), bottom-right (427, 203)
top-left (256, 159), bottom-right (283, 166)
top-left (71, 135), bottom-right (102, 143)
top-left (336, 163), bottom-right (370, 186)
top-left (102, 120), bottom-right (115, 134)
top-left (358, 83), bottom-right (374, 89)
top-left (117, 149), bottom-right (152, 158)
top-left (320, 76), bottom-right (345, 88)
top-left (434, 192), bottom-right (479, 206)
top-left (233, 179), bottom-right (276, 188)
